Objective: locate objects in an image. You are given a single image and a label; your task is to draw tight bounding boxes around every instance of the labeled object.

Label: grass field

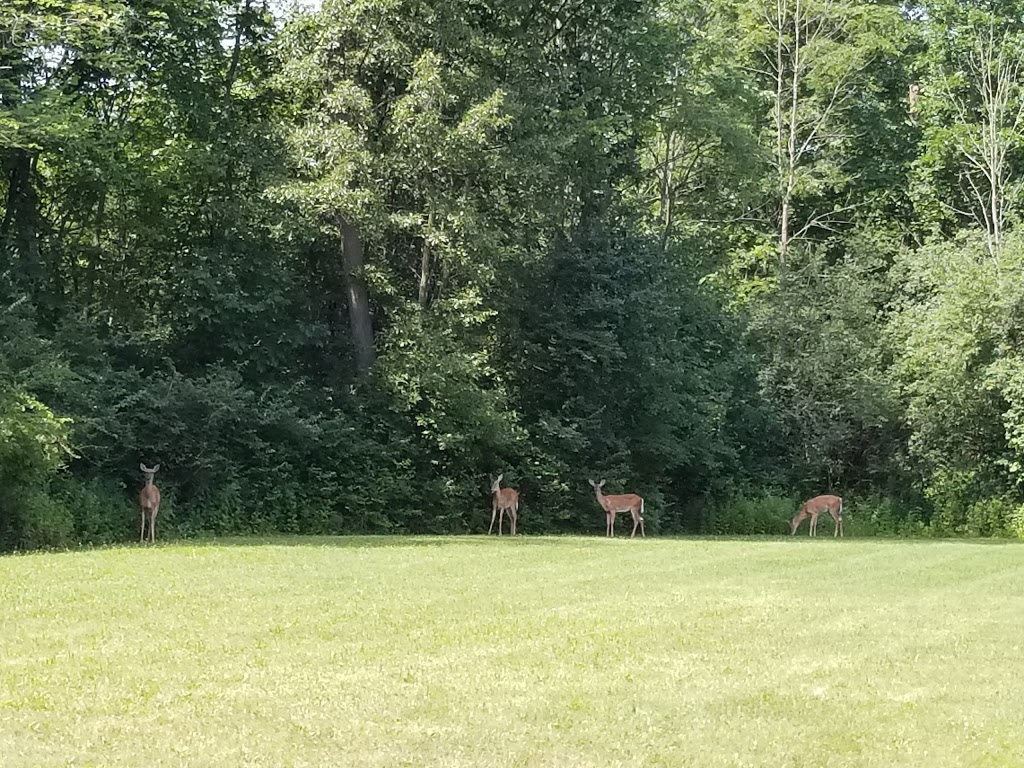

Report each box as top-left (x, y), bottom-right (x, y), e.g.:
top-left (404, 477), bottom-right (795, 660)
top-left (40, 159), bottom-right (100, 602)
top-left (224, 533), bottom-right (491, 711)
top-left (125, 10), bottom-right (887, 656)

top-left (2, 536), bottom-right (1023, 767)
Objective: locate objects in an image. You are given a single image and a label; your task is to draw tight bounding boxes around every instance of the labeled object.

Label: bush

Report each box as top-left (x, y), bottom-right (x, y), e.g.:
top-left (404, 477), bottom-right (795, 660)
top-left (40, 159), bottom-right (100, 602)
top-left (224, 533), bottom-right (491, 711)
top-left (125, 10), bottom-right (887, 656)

top-left (56, 475), bottom-right (136, 545)
top-left (17, 490), bottom-right (74, 549)
top-left (1008, 506), bottom-right (1024, 540)
top-left (964, 497), bottom-right (1015, 537)
top-left (0, 486), bottom-right (75, 550)
top-left (0, 388), bottom-right (74, 550)
top-left (707, 493), bottom-right (797, 535)
top-left (838, 494), bottom-right (928, 537)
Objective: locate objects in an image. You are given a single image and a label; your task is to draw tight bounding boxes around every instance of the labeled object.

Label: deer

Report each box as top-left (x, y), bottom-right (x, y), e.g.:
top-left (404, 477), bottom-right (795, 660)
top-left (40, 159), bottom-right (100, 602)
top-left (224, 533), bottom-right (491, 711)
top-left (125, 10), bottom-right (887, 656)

top-left (790, 494), bottom-right (844, 537)
top-left (488, 474), bottom-right (519, 536)
top-left (588, 479), bottom-right (645, 538)
top-left (139, 463), bottom-right (161, 543)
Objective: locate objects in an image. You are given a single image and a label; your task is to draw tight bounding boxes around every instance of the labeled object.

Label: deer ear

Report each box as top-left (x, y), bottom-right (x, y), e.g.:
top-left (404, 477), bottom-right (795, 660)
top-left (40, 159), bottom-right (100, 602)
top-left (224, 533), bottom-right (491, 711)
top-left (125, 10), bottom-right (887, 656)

top-left (153, 464), bottom-right (160, 472)
top-left (496, 473), bottom-right (502, 482)
top-left (139, 463), bottom-right (147, 472)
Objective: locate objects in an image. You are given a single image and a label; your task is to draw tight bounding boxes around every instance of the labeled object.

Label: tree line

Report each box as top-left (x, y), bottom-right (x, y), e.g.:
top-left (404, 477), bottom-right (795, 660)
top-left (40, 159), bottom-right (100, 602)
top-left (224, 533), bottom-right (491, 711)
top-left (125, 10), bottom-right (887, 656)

top-left (3, 0), bottom-right (1024, 548)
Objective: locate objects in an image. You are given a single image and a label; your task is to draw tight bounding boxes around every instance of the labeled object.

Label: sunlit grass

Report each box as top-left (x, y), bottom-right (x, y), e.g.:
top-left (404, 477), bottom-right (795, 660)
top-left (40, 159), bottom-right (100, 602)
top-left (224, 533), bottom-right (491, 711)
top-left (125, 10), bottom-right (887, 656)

top-left (2, 536), bottom-right (1023, 767)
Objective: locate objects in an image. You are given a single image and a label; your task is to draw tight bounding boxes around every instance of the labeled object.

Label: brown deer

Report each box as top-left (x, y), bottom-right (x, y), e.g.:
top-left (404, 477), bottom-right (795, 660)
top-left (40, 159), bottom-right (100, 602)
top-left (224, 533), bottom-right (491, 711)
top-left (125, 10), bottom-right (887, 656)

top-left (488, 474), bottom-right (519, 536)
top-left (139, 463), bottom-right (161, 543)
top-left (589, 479), bottom-right (645, 538)
top-left (790, 494), bottom-right (844, 537)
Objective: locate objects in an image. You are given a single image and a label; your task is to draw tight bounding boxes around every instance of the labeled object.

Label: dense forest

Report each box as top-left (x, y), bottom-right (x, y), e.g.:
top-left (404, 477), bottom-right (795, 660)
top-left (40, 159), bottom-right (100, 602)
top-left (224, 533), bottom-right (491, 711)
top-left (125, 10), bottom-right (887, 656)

top-left (3, 0), bottom-right (1024, 548)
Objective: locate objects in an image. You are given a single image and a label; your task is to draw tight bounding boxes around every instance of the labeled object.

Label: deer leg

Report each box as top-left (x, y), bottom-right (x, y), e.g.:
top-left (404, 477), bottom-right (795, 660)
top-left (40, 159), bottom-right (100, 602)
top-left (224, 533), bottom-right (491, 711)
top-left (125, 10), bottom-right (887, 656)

top-left (150, 509), bottom-right (157, 543)
top-left (630, 512), bottom-right (639, 538)
top-left (489, 501), bottom-right (497, 535)
top-left (511, 509), bottom-right (517, 536)
top-left (140, 508), bottom-right (146, 543)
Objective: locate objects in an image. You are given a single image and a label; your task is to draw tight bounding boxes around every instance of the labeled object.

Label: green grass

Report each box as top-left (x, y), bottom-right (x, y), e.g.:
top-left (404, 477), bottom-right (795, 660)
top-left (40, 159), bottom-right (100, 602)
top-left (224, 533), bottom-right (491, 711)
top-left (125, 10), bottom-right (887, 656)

top-left (2, 536), bottom-right (1023, 767)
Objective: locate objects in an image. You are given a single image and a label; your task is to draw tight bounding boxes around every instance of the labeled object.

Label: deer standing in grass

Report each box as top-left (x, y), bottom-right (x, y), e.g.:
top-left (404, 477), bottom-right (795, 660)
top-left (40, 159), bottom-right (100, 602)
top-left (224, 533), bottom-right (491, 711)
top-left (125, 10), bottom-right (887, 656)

top-left (790, 494), bottom-right (844, 537)
top-left (139, 463), bottom-right (161, 543)
top-left (489, 474), bottom-right (519, 536)
top-left (589, 479), bottom-right (645, 538)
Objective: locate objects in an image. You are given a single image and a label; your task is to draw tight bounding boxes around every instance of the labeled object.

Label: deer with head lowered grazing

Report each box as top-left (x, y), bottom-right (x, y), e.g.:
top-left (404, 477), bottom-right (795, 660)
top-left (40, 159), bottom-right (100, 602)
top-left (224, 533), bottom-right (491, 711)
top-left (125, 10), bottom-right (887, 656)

top-left (139, 463), bottom-right (161, 543)
top-left (790, 494), bottom-right (844, 537)
top-left (589, 479), bottom-right (645, 538)
top-left (488, 474), bottom-right (519, 536)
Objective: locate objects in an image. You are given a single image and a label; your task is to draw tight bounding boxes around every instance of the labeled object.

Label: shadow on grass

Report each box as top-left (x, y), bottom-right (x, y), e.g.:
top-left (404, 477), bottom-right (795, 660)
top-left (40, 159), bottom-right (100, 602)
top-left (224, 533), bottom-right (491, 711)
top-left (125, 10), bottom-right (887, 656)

top-left (152, 532), bottom-right (1024, 549)
top-left (687, 534), bottom-right (1022, 545)
top-left (4, 532), bottom-right (1021, 559)
top-left (172, 534), bottom-right (614, 550)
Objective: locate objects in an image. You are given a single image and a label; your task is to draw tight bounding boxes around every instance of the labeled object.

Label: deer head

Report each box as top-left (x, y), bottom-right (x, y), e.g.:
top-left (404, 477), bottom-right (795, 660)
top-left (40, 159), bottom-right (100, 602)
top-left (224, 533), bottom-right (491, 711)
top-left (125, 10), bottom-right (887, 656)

top-left (140, 463), bottom-right (160, 481)
top-left (588, 479), bottom-right (606, 491)
top-left (491, 473), bottom-right (503, 493)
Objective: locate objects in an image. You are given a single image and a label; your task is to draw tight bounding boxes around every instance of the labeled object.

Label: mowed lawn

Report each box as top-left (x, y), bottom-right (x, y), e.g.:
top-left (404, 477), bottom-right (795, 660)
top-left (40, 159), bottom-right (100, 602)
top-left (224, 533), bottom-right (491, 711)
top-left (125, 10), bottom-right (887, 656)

top-left (2, 537), bottom-right (1023, 767)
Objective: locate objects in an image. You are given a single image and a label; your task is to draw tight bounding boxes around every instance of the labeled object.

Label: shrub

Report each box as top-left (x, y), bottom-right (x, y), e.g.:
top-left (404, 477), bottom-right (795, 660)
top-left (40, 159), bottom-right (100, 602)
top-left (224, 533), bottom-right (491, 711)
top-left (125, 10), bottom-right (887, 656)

top-left (15, 490), bottom-right (74, 549)
top-left (964, 497), bottom-right (1015, 537)
top-left (1008, 505), bottom-right (1024, 539)
top-left (56, 475), bottom-right (135, 545)
top-left (707, 493), bottom-right (797, 535)
top-left (0, 389), bottom-right (74, 550)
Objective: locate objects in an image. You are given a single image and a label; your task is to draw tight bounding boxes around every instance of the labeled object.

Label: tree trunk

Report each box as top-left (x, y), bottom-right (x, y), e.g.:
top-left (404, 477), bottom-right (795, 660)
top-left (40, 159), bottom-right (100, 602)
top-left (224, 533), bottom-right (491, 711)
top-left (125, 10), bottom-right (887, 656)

top-left (418, 207), bottom-right (433, 309)
top-left (224, 0), bottom-right (251, 101)
top-left (1, 149), bottom-right (42, 294)
top-left (659, 130), bottom-right (675, 252)
top-left (341, 219), bottom-right (376, 373)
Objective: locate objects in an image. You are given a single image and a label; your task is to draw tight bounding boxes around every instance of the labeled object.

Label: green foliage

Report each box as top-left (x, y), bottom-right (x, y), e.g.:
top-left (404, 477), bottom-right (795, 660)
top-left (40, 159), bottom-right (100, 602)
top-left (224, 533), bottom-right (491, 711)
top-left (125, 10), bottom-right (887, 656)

top-left (0, 309), bottom-right (74, 548)
top-left (0, 390), bottom-right (70, 487)
top-left (56, 475), bottom-right (135, 545)
top-left (911, 0), bottom-right (1024, 248)
top-left (964, 497), bottom-right (1015, 538)
top-left (890, 234), bottom-right (1024, 494)
top-left (708, 493), bottom-right (797, 535)
top-left (1008, 504), bottom-right (1024, 539)
top-left (6, 0), bottom-right (1024, 547)
top-left (841, 494), bottom-right (919, 537)
top-left (5, 488), bottom-right (74, 550)
top-left (743, 239), bottom-right (902, 491)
